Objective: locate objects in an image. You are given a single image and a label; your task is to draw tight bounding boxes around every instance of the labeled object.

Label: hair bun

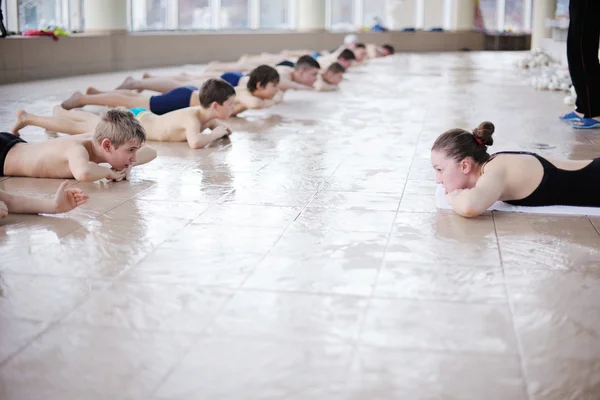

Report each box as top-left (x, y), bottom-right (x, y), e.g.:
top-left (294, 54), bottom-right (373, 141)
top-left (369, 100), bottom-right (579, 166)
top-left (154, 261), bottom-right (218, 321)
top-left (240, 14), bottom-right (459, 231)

top-left (472, 121), bottom-right (495, 146)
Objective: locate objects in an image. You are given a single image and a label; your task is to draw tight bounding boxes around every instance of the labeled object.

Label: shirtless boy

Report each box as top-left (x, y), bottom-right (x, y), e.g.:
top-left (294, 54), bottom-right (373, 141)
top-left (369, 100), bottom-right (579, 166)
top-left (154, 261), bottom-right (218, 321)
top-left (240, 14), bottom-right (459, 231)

top-left (2, 108), bottom-right (156, 182)
top-left (14, 79), bottom-right (237, 149)
top-left (62, 66), bottom-right (282, 116)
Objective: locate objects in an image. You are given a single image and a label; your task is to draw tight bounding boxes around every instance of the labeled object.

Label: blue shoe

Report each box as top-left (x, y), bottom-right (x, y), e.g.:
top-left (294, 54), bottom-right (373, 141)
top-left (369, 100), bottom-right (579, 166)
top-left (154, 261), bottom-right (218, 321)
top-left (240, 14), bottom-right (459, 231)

top-left (559, 111), bottom-right (582, 121)
top-left (571, 118), bottom-right (600, 129)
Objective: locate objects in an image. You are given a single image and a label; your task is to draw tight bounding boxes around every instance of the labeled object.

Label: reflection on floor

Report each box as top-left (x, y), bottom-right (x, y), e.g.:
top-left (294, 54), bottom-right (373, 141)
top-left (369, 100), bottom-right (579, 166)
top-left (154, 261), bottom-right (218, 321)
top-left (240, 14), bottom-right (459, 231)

top-left (1, 52), bottom-right (599, 400)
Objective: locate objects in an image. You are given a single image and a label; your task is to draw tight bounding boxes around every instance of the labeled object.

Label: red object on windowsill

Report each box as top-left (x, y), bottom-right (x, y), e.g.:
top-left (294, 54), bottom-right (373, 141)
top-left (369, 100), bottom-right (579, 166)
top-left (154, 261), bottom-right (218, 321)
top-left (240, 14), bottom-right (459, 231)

top-left (23, 29), bottom-right (59, 41)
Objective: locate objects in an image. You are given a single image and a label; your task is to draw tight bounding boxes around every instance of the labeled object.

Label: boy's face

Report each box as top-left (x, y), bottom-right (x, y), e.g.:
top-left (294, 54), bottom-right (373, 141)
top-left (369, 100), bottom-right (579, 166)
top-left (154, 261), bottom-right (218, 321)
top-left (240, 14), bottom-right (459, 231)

top-left (323, 71), bottom-right (344, 86)
top-left (338, 59), bottom-right (353, 70)
top-left (296, 67), bottom-right (319, 87)
top-left (103, 139), bottom-right (142, 171)
top-left (353, 47), bottom-right (367, 61)
top-left (378, 47), bottom-right (391, 57)
top-left (255, 82), bottom-right (279, 99)
top-left (214, 96), bottom-right (235, 119)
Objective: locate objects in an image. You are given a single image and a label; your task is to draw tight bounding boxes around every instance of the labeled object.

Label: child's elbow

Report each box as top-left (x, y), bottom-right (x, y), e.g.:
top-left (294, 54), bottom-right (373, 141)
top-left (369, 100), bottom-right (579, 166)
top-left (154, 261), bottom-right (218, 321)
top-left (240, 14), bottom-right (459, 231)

top-left (145, 147), bottom-right (158, 161)
top-left (73, 169), bottom-right (95, 182)
top-left (188, 140), bottom-right (207, 149)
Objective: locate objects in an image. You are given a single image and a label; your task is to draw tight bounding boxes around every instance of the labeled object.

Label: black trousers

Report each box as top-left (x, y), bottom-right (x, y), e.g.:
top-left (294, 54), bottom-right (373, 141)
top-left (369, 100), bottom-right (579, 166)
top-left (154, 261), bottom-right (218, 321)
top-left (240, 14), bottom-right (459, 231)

top-left (0, 5), bottom-right (7, 37)
top-left (567, 0), bottom-right (600, 118)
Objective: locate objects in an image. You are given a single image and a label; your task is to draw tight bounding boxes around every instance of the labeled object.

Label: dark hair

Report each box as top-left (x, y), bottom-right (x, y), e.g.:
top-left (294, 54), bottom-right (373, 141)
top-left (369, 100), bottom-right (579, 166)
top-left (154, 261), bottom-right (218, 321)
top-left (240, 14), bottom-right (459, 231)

top-left (295, 55), bottom-right (321, 71)
top-left (354, 42), bottom-right (366, 49)
top-left (247, 65), bottom-right (280, 93)
top-left (338, 49), bottom-right (357, 61)
top-left (431, 121), bottom-right (495, 164)
top-left (199, 78), bottom-right (236, 108)
top-left (326, 62), bottom-right (346, 74)
top-left (382, 44), bottom-right (395, 55)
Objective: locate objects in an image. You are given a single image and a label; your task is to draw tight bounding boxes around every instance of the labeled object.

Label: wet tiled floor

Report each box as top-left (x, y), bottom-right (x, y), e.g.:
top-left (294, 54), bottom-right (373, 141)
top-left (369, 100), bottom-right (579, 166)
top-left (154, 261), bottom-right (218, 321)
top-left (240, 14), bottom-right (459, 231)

top-left (1, 52), bottom-right (600, 399)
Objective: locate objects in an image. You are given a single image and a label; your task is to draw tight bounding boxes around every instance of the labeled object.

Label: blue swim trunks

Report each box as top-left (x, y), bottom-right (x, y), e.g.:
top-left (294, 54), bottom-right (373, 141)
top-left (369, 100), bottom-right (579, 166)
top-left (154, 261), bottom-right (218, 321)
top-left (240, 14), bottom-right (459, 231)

top-left (149, 85), bottom-right (198, 115)
top-left (129, 107), bottom-right (148, 118)
top-left (220, 72), bottom-right (245, 87)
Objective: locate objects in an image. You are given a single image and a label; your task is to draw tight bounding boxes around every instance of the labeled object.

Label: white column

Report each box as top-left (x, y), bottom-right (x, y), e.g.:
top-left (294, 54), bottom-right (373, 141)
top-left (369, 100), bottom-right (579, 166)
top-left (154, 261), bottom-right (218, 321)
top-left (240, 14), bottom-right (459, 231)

top-left (249, 0), bottom-right (260, 29)
top-left (496, 0), bottom-right (506, 32)
top-left (531, 0), bottom-right (556, 49)
top-left (297, 0), bottom-right (326, 31)
top-left (353, 0), bottom-right (363, 29)
top-left (211, 0), bottom-right (221, 29)
top-left (166, 1), bottom-right (179, 30)
top-left (4, 0), bottom-right (19, 32)
top-left (415, 0), bottom-right (424, 29)
top-left (450, 0), bottom-right (475, 31)
top-left (84, 0), bottom-right (128, 32)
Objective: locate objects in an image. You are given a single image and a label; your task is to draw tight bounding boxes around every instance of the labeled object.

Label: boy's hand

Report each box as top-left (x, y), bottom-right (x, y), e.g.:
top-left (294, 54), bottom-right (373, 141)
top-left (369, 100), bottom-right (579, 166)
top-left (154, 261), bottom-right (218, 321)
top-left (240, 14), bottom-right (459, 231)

top-left (124, 165), bottom-right (133, 181)
top-left (108, 168), bottom-right (127, 182)
top-left (0, 201), bottom-right (8, 218)
top-left (212, 125), bottom-right (231, 138)
top-left (53, 181), bottom-right (89, 213)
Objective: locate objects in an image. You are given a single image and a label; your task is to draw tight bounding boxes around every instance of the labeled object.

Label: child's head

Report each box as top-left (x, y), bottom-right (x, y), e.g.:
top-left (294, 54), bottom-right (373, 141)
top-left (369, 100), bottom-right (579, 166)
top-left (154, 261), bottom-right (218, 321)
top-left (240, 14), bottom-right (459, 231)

top-left (247, 65), bottom-right (280, 99)
top-left (322, 62), bottom-right (346, 86)
top-left (294, 55), bottom-right (321, 87)
top-left (352, 43), bottom-right (367, 61)
top-left (379, 44), bottom-right (395, 57)
top-left (430, 121), bottom-right (495, 194)
top-left (337, 49), bottom-right (357, 69)
top-left (200, 78), bottom-right (236, 119)
top-left (94, 108), bottom-right (146, 170)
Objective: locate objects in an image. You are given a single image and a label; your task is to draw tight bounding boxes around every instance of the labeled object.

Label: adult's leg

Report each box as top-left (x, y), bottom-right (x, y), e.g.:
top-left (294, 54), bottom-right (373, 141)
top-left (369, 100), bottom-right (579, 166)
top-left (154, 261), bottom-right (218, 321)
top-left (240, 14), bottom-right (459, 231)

top-left (61, 91), bottom-right (151, 110)
top-left (567, 0), bottom-right (600, 119)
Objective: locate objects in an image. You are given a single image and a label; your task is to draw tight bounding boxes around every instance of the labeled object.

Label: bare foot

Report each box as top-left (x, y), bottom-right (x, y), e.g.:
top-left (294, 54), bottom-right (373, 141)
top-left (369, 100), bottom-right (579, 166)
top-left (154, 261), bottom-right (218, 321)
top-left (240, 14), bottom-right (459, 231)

top-left (61, 91), bottom-right (84, 110)
top-left (116, 76), bottom-right (136, 90)
top-left (86, 86), bottom-right (103, 95)
top-left (142, 72), bottom-right (152, 79)
top-left (11, 109), bottom-right (28, 135)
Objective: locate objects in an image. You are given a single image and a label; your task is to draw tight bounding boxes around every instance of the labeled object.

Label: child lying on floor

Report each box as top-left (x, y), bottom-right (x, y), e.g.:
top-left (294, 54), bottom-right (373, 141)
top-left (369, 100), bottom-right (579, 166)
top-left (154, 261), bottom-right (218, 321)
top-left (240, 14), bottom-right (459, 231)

top-left (3, 108), bottom-right (156, 182)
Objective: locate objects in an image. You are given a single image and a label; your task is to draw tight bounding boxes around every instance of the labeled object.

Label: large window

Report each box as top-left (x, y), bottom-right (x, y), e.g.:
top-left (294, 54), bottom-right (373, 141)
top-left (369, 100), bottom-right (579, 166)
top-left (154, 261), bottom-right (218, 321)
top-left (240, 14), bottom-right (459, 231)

top-left (219, 0), bottom-right (248, 29)
top-left (13, 0), bottom-right (81, 32)
top-left (260, 0), bottom-right (288, 29)
top-left (504, 0), bottom-right (524, 32)
top-left (179, 0), bottom-right (210, 30)
top-left (18, 0), bottom-right (59, 30)
top-left (130, 0), bottom-right (168, 31)
top-left (329, 0), bottom-right (353, 31)
top-left (362, 0), bottom-right (386, 28)
top-left (478, 0), bottom-right (498, 31)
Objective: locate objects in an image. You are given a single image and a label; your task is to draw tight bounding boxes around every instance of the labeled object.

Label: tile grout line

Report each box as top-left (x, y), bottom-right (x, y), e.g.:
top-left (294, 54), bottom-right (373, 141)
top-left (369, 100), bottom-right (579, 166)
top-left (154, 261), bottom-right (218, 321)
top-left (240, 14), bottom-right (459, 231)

top-left (493, 211), bottom-right (532, 400)
top-left (348, 110), bottom-right (430, 384)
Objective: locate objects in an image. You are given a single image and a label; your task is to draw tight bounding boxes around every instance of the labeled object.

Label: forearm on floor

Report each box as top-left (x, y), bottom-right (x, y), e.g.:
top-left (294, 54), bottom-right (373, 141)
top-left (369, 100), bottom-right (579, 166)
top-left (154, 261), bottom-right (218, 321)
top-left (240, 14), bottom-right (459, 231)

top-left (0, 191), bottom-right (56, 214)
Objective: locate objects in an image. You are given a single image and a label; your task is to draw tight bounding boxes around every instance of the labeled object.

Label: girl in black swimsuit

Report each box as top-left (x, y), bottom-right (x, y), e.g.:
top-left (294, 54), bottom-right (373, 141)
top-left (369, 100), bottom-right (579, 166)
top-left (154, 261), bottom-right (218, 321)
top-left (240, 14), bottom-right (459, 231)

top-left (430, 121), bottom-right (600, 217)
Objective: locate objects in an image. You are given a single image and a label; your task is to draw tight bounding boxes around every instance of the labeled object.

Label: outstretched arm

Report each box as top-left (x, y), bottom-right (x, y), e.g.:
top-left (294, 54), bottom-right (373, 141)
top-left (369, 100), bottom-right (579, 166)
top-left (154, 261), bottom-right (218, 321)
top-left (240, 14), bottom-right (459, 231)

top-left (278, 78), bottom-right (314, 91)
top-left (185, 121), bottom-right (230, 149)
top-left (67, 146), bottom-right (119, 182)
top-left (133, 146), bottom-right (158, 166)
top-left (0, 181), bottom-right (88, 215)
top-left (445, 167), bottom-right (506, 218)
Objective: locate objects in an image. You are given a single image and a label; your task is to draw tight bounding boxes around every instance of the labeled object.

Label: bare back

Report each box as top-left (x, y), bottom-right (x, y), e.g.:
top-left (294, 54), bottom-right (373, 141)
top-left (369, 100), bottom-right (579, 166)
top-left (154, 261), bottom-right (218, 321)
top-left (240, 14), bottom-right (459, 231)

top-left (139, 107), bottom-right (205, 142)
top-left (4, 134), bottom-right (97, 178)
top-left (485, 153), bottom-right (594, 201)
